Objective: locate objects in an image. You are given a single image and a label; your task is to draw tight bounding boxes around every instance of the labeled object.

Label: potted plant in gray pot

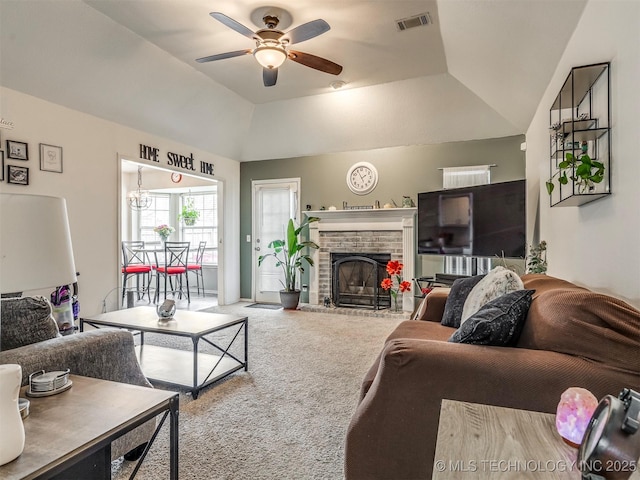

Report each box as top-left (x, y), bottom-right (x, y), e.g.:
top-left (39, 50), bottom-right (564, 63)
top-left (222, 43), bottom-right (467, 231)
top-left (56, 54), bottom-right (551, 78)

top-left (258, 216), bottom-right (320, 309)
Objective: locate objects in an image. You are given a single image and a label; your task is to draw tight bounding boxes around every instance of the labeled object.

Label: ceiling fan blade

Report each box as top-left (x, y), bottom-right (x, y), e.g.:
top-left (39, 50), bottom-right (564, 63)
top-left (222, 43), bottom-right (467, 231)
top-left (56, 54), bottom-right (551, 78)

top-left (196, 49), bottom-right (251, 63)
top-left (281, 19), bottom-right (330, 45)
top-left (210, 12), bottom-right (257, 40)
top-left (263, 68), bottom-right (278, 87)
top-left (288, 51), bottom-right (343, 75)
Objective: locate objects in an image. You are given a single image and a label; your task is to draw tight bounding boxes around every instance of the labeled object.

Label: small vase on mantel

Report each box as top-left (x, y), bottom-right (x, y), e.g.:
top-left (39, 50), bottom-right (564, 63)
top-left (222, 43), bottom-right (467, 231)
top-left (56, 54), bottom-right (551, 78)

top-left (0, 364), bottom-right (25, 466)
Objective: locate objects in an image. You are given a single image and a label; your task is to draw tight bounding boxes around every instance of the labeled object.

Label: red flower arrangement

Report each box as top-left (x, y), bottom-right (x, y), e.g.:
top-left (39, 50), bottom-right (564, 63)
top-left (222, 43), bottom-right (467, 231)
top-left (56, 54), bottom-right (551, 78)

top-left (380, 260), bottom-right (411, 311)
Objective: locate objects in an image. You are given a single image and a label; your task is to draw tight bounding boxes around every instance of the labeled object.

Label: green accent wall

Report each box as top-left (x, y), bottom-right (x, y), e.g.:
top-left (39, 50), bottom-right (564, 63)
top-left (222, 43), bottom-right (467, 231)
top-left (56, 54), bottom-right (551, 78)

top-left (240, 135), bottom-right (526, 300)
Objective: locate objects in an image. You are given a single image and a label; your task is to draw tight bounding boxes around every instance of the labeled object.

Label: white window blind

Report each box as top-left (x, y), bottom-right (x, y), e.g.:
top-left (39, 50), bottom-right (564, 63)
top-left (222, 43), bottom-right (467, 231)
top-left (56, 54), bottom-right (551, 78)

top-left (442, 165), bottom-right (492, 189)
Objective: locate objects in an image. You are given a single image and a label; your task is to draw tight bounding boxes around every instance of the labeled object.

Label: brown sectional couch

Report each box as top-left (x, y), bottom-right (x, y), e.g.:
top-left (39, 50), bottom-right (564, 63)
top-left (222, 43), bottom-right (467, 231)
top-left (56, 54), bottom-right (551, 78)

top-left (344, 274), bottom-right (640, 479)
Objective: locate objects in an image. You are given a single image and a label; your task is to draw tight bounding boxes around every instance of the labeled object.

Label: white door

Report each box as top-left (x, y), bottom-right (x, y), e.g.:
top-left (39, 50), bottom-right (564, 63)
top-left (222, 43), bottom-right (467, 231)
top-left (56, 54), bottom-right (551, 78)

top-left (252, 179), bottom-right (300, 303)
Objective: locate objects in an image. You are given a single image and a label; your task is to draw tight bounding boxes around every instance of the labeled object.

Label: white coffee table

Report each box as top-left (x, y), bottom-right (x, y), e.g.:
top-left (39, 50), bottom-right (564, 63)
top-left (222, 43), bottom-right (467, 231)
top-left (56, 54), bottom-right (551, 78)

top-left (81, 306), bottom-right (248, 399)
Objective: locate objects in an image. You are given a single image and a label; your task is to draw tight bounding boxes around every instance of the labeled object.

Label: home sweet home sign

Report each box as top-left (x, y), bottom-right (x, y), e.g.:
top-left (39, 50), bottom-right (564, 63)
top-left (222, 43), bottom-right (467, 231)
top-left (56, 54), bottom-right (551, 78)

top-left (139, 143), bottom-right (214, 177)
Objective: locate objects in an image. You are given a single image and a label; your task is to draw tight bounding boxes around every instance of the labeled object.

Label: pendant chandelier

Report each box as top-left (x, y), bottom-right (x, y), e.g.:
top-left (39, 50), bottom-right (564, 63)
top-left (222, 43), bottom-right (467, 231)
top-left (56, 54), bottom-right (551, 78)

top-left (128, 166), bottom-right (151, 211)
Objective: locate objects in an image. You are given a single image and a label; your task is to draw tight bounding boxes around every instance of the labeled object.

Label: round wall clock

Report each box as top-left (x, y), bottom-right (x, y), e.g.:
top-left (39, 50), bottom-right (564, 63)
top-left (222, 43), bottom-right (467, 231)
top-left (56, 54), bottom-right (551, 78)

top-left (170, 172), bottom-right (182, 183)
top-left (346, 162), bottom-right (378, 195)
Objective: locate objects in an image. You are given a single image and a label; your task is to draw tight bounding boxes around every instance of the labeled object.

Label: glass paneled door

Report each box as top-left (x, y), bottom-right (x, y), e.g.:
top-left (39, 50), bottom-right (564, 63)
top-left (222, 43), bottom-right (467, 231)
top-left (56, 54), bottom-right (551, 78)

top-left (252, 179), bottom-right (300, 304)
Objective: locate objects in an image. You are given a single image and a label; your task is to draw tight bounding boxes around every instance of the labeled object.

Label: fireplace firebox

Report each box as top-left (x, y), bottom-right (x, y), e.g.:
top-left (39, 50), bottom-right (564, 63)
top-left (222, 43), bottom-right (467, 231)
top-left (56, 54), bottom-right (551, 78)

top-left (332, 253), bottom-right (391, 309)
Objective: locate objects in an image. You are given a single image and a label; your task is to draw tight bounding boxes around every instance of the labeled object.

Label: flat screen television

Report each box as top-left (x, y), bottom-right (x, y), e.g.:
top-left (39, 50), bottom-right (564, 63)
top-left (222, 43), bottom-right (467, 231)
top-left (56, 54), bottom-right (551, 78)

top-left (417, 179), bottom-right (526, 259)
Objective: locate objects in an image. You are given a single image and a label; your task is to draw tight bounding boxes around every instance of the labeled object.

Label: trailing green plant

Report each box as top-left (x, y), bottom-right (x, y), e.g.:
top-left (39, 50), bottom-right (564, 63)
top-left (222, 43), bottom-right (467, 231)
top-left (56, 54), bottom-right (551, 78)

top-left (258, 216), bottom-right (320, 292)
top-left (527, 240), bottom-right (547, 274)
top-left (546, 151), bottom-right (605, 196)
top-left (179, 198), bottom-right (200, 226)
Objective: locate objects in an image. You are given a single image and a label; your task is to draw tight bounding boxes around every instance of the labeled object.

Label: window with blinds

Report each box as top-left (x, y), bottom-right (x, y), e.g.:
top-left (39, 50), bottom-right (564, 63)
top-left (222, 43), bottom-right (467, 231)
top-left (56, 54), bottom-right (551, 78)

top-left (180, 192), bottom-right (218, 265)
top-left (139, 193), bottom-right (171, 244)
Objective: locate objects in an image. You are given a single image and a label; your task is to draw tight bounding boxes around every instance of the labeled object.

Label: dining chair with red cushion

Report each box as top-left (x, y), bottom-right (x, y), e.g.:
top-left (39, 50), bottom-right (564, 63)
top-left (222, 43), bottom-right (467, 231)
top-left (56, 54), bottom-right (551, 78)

top-left (155, 241), bottom-right (190, 304)
top-left (187, 241), bottom-right (207, 296)
top-left (121, 240), bottom-right (153, 306)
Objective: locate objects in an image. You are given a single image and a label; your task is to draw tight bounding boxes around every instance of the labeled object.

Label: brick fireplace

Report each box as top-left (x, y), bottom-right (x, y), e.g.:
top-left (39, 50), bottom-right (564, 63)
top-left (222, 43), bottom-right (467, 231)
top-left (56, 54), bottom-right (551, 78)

top-left (308, 208), bottom-right (417, 312)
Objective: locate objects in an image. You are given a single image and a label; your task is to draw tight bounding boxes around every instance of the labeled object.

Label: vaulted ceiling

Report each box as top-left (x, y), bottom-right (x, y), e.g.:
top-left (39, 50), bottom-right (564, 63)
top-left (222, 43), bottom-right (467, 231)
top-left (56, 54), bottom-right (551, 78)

top-left (0, 0), bottom-right (587, 161)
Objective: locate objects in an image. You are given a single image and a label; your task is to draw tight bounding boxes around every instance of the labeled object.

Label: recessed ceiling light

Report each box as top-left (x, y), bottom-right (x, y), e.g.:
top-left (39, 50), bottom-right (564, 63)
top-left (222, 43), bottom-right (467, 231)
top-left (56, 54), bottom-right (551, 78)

top-left (330, 81), bottom-right (346, 90)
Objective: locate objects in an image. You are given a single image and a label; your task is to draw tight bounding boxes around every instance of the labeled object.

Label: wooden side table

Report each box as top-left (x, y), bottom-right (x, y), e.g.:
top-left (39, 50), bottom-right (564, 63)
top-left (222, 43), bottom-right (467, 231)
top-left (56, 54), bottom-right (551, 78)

top-left (0, 375), bottom-right (178, 480)
top-left (433, 400), bottom-right (640, 479)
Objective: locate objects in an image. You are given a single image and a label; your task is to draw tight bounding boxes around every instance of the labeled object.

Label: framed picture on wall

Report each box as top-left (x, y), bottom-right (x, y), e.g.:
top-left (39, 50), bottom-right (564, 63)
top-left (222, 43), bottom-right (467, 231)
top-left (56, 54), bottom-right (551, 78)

top-left (6, 140), bottom-right (28, 161)
top-left (40, 143), bottom-right (63, 173)
top-left (0, 151), bottom-right (4, 181)
top-left (7, 165), bottom-right (29, 185)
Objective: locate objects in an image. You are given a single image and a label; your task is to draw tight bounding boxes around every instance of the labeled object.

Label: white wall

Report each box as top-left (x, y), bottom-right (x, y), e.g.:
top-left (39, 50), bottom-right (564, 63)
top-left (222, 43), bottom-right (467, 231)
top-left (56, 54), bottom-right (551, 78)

top-left (243, 73), bottom-right (521, 161)
top-left (526, 0), bottom-right (640, 306)
top-left (0, 87), bottom-right (241, 314)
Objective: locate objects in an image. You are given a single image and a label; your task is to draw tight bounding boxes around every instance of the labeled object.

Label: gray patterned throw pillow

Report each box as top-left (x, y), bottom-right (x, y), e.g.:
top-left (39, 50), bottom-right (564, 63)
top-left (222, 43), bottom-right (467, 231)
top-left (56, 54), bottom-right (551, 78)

top-left (448, 289), bottom-right (534, 346)
top-left (441, 275), bottom-right (486, 328)
top-left (0, 296), bottom-right (60, 351)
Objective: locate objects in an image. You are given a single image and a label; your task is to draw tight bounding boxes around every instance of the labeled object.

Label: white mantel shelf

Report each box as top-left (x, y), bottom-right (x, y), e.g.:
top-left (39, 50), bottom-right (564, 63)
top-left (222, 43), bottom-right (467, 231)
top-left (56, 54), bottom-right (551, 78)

top-left (307, 208), bottom-right (416, 231)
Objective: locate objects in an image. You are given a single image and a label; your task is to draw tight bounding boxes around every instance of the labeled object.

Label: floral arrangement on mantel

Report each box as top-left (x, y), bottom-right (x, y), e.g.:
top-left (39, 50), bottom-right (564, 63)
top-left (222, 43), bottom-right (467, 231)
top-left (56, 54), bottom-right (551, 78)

top-left (380, 260), bottom-right (412, 312)
top-left (153, 224), bottom-right (175, 242)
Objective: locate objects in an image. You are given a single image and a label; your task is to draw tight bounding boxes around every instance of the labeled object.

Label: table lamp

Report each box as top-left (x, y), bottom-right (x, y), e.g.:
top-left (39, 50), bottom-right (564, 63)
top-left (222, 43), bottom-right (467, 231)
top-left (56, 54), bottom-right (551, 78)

top-left (0, 193), bottom-right (77, 466)
top-left (0, 193), bottom-right (77, 296)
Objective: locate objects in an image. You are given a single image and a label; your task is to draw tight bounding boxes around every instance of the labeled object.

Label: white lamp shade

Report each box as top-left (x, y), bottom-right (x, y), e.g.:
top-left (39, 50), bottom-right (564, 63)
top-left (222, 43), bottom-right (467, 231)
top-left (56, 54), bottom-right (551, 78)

top-left (253, 45), bottom-right (287, 69)
top-left (0, 194), bottom-right (77, 294)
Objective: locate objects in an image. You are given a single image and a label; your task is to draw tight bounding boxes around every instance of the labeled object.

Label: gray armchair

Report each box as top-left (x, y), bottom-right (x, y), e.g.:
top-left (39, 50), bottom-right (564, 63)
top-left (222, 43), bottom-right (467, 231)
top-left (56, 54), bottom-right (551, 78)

top-left (0, 296), bottom-right (154, 460)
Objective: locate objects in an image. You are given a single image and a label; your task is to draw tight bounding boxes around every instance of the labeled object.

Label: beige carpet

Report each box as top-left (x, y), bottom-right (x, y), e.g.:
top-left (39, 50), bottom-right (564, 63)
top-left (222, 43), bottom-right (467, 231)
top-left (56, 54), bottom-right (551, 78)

top-left (112, 302), bottom-right (404, 480)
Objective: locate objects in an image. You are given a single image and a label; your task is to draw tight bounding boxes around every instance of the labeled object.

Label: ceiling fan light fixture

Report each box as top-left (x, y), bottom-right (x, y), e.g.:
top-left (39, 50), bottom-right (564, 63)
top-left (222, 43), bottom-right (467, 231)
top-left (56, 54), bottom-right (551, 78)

top-left (253, 43), bottom-right (287, 69)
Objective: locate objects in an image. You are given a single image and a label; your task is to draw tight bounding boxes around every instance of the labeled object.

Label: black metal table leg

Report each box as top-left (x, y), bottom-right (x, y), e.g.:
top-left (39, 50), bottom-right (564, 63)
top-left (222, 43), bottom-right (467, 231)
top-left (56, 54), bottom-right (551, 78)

top-left (169, 395), bottom-right (179, 480)
top-left (192, 336), bottom-right (199, 398)
top-left (244, 319), bottom-right (248, 371)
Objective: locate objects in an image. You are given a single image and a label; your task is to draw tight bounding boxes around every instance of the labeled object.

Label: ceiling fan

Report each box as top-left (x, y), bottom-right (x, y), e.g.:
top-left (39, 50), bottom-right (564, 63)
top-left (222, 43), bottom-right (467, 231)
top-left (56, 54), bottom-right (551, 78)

top-left (196, 11), bottom-right (343, 87)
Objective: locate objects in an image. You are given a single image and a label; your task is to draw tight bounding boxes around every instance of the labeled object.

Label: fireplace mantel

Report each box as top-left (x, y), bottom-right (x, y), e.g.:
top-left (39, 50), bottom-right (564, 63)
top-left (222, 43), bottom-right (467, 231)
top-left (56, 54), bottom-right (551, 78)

top-left (307, 208), bottom-right (417, 231)
top-left (307, 208), bottom-right (417, 311)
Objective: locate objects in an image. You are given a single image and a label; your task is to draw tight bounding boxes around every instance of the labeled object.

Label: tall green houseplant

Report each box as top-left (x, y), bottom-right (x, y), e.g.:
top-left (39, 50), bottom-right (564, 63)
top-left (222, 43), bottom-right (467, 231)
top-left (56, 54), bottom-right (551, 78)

top-left (258, 216), bottom-right (320, 307)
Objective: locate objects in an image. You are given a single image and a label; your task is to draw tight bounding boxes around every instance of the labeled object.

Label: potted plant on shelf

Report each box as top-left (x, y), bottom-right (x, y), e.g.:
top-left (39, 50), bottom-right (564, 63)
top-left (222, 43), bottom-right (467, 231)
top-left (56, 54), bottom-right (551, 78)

top-left (258, 216), bottom-right (320, 309)
top-left (179, 198), bottom-right (200, 226)
top-left (546, 147), bottom-right (605, 196)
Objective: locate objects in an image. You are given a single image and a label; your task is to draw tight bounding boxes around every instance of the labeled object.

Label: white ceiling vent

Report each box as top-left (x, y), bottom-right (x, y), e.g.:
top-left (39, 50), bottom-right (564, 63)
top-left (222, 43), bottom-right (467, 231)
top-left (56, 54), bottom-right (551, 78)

top-left (396, 12), bottom-right (433, 31)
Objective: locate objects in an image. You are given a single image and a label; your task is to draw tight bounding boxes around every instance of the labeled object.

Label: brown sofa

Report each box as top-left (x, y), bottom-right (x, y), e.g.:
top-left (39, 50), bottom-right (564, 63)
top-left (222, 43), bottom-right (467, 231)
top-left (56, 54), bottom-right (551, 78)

top-left (344, 274), bottom-right (640, 479)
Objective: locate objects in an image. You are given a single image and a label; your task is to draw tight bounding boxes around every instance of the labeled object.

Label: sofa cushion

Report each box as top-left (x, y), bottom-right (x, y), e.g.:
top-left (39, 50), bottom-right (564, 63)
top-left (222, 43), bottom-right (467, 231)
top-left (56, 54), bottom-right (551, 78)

top-left (521, 273), bottom-right (587, 301)
top-left (441, 275), bottom-right (485, 328)
top-left (461, 266), bottom-right (524, 324)
top-left (0, 296), bottom-right (60, 350)
top-left (449, 290), bottom-right (534, 346)
top-left (516, 288), bottom-right (640, 373)
top-left (388, 319), bottom-right (456, 343)
top-left (412, 288), bottom-right (451, 322)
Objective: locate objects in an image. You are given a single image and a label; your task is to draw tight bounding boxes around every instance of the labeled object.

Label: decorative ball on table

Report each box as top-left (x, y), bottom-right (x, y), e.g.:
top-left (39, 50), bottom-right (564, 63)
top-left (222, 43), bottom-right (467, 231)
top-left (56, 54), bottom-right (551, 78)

top-left (555, 387), bottom-right (599, 447)
top-left (157, 299), bottom-right (176, 322)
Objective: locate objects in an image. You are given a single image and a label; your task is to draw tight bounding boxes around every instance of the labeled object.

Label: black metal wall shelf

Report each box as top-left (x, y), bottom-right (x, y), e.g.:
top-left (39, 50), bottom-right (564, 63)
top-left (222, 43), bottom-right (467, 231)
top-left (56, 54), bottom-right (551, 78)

top-left (548, 62), bottom-right (611, 207)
